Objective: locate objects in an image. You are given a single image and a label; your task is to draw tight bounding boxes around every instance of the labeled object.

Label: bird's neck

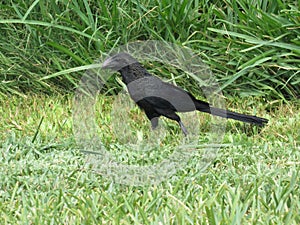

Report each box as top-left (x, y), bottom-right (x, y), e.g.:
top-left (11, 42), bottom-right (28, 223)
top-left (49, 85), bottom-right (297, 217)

top-left (118, 63), bottom-right (151, 84)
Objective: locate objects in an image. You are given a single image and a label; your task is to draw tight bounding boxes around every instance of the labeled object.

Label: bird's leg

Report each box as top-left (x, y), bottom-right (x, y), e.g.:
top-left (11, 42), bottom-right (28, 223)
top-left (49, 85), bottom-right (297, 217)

top-left (178, 121), bottom-right (188, 136)
top-left (150, 117), bottom-right (159, 129)
top-left (159, 110), bottom-right (189, 136)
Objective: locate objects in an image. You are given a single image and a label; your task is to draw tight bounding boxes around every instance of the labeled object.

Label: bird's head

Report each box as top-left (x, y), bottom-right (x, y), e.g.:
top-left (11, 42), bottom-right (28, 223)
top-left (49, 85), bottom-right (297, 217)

top-left (102, 52), bottom-right (138, 71)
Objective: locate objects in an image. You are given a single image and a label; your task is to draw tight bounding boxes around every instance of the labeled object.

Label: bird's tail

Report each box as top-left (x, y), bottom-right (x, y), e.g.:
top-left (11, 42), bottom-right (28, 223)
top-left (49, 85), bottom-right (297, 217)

top-left (194, 99), bottom-right (268, 126)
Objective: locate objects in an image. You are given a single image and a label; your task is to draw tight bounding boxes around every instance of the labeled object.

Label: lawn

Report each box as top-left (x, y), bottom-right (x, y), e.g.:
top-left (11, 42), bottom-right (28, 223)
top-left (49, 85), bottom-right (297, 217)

top-left (0, 0), bottom-right (299, 224)
top-left (1, 95), bottom-right (299, 224)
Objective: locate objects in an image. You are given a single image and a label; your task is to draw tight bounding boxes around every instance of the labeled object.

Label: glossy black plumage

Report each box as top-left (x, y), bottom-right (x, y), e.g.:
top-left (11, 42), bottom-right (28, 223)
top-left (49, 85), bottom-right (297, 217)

top-left (102, 53), bottom-right (268, 135)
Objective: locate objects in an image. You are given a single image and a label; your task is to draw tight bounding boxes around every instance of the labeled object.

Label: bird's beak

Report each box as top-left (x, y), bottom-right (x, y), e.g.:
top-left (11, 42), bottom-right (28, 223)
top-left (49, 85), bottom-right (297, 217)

top-left (102, 57), bottom-right (113, 69)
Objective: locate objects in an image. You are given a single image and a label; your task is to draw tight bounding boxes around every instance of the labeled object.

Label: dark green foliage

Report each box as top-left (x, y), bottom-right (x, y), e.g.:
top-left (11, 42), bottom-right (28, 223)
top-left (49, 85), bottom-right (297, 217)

top-left (0, 0), bottom-right (299, 99)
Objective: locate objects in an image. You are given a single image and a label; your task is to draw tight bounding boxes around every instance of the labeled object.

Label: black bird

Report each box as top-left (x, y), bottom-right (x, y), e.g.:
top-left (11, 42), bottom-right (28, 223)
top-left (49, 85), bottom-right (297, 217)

top-left (102, 52), bottom-right (268, 135)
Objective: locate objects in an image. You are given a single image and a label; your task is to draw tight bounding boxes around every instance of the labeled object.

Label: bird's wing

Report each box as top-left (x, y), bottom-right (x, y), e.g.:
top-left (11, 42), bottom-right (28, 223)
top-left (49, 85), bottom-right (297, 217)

top-left (127, 76), bottom-right (196, 112)
top-left (142, 96), bottom-right (177, 111)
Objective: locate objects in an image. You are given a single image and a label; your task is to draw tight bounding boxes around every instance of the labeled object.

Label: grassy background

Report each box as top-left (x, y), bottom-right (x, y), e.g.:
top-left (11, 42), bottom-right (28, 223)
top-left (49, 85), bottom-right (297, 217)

top-left (1, 95), bottom-right (299, 224)
top-left (0, 0), bottom-right (299, 98)
top-left (0, 0), bottom-right (299, 224)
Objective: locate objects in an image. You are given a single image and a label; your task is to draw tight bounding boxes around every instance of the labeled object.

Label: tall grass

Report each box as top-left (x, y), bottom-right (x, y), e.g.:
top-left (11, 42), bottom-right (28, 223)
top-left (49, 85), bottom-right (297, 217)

top-left (0, 0), bottom-right (299, 99)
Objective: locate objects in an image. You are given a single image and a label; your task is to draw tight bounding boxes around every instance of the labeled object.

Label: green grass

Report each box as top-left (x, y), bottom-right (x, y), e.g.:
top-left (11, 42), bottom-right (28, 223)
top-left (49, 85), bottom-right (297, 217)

top-left (0, 94), bottom-right (299, 224)
top-left (0, 0), bottom-right (299, 99)
top-left (1, 0), bottom-right (300, 224)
